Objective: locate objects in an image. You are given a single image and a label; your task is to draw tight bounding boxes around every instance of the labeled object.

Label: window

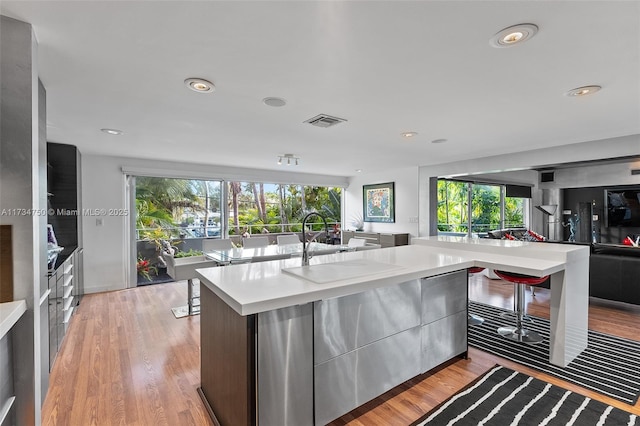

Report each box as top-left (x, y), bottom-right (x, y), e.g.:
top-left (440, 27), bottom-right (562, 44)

top-left (470, 184), bottom-right (501, 234)
top-left (135, 177), bottom-right (222, 240)
top-left (437, 180), bottom-right (469, 234)
top-left (227, 182), bottom-right (342, 235)
top-left (437, 179), bottom-right (530, 236)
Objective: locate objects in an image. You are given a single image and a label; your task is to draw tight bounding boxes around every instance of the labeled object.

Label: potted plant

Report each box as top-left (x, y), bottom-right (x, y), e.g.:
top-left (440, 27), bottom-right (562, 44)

top-left (137, 256), bottom-right (158, 282)
top-left (174, 249), bottom-right (204, 258)
top-left (138, 227), bottom-right (182, 271)
top-left (139, 227), bottom-right (173, 251)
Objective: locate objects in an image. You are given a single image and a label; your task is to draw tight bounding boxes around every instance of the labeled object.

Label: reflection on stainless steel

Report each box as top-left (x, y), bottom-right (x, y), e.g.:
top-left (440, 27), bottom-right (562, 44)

top-left (421, 311), bottom-right (467, 373)
top-left (314, 327), bottom-right (422, 426)
top-left (421, 271), bottom-right (467, 373)
top-left (313, 270), bottom-right (468, 425)
top-left (314, 279), bottom-right (421, 364)
top-left (301, 212), bottom-right (329, 266)
top-left (258, 304), bottom-right (313, 426)
top-left (421, 270), bottom-right (467, 324)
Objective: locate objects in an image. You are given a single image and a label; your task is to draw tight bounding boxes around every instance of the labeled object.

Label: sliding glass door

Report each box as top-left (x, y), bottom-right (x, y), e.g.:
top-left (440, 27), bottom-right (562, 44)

top-left (131, 176), bottom-right (223, 286)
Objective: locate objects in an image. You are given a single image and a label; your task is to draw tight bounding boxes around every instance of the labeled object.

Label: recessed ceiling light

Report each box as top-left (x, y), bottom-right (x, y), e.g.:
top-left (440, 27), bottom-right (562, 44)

top-left (490, 23), bottom-right (538, 48)
top-left (355, 169), bottom-right (363, 173)
top-left (184, 78), bottom-right (215, 93)
top-left (565, 85), bottom-right (602, 97)
top-left (263, 97), bottom-right (287, 107)
top-left (101, 128), bottom-right (123, 135)
top-left (401, 132), bottom-right (418, 138)
top-left (431, 138), bottom-right (448, 144)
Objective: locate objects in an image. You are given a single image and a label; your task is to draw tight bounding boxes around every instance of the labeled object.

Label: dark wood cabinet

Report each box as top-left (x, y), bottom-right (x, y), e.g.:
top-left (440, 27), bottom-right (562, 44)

top-left (47, 142), bottom-right (81, 253)
top-left (46, 142), bottom-right (82, 371)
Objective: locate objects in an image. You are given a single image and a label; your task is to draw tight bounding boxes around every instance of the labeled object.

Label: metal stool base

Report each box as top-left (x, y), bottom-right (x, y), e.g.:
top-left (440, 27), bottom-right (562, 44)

top-left (497, 326), bottom-right (543, 344)
top-left (497, 281), bottom-right (543, 344)
top-left (468, 314), bottom-right (484, 326)
top-left (500, 311), bottom-right (533, 322)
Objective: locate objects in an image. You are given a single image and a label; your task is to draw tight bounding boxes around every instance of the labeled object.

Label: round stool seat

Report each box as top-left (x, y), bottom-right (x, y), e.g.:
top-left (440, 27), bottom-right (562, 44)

top-left (467, 267), bottom-right (486, 326)
top-left (494, 270), bottom-right (549, 344)
top-left (494, 270), bottom-right (548, 286)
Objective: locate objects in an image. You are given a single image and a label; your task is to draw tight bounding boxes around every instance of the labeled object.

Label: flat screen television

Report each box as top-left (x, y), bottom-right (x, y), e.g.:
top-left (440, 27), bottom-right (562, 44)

top-left (606, 187), bottom-right (640, 227)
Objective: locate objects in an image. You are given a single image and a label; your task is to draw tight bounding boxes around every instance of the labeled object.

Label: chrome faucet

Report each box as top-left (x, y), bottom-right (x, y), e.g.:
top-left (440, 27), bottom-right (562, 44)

top-left (301, 211), bottom-right (329, 266)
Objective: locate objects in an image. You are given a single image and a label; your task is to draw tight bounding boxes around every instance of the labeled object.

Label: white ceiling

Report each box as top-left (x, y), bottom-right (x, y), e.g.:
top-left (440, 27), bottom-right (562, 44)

top-left (2, 1), bottom-right (639, 177)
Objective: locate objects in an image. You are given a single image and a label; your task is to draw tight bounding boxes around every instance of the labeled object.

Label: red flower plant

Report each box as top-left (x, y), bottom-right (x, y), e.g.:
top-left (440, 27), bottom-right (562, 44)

top-left (137, 257), bottom-right (157, 280)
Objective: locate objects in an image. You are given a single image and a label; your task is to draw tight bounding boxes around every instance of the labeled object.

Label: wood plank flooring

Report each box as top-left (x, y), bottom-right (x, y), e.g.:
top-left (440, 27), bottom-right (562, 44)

top-left (42, 282), bottom-right (214, 426)
top-left (43, 275), bottom-right (640, 425)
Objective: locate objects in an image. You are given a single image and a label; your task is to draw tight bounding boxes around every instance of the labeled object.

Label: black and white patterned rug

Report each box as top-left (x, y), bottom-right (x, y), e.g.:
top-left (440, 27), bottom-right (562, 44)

top-left (468, 301), bottom-right (640, 405)
top-left (412, 365), bottom-right (637, 425)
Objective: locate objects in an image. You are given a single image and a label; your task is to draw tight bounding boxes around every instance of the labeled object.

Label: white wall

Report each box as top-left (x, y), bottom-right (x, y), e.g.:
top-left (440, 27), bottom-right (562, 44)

top-left (344, 166), bottom-right (419, 239)
top-left (418, 134), bottom-right (640, 236)
top-left (81, 154), bottom-right (349, 294)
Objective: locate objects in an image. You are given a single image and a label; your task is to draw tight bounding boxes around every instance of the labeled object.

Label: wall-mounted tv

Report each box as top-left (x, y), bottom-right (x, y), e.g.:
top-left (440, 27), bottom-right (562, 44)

top-left (606, 187), bottom-right (640, 227)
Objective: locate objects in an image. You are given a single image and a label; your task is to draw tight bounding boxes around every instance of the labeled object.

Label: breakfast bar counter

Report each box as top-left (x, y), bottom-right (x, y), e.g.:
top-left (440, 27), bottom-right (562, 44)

top-left (196, 239), bottom-right (588, 425)
top-left (413, 236), bottom-right (591, 368)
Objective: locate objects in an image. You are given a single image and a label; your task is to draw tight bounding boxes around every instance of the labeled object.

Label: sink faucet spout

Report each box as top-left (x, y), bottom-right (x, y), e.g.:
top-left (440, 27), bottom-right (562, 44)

top-left (301, 212), bottom-right (329, 266)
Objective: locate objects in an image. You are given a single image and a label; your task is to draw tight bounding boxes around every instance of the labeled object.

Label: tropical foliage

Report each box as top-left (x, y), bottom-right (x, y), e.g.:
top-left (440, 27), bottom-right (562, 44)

top-left (136, 256), bottom-right (157, 280)
top-left (174, 249), bottom-right (204, 258)
top-left (227, 183), bottom-right (341, 234)
top-left (437, 179), bottom-right (525, 234)
top-left (135, 177), bottom-right (342, 238)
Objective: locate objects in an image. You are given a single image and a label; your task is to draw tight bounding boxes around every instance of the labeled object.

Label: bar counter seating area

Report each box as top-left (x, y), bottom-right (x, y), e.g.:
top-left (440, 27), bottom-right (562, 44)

top-left (2, 2), bottom-right (640, 426)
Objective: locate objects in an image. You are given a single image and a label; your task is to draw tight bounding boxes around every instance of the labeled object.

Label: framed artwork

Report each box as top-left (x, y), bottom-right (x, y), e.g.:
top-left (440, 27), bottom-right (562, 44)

top-left (363, 182), bottom-right (395, 222)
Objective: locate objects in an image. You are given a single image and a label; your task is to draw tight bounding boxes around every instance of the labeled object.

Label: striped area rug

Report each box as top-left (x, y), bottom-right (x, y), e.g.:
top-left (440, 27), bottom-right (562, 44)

top-left (412, 365), bottom-right (637, 425)
top-left (468, 301), bottom-right (640, 405)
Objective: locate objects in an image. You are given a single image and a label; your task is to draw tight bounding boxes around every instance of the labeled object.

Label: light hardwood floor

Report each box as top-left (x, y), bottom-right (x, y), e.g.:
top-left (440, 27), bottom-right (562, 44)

top-left (43, 275), bottom-right (640, 425)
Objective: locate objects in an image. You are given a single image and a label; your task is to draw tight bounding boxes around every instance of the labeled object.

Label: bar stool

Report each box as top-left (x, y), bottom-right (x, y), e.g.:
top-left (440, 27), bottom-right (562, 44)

top-left (467, 267), bottom-right (485, 326)
top-left (494, 270), bottom-right (549, 344)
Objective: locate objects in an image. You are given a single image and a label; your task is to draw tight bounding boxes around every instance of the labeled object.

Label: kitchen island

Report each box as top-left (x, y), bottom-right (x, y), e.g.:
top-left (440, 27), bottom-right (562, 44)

top-left (196, 239), bottom-right (587, 426)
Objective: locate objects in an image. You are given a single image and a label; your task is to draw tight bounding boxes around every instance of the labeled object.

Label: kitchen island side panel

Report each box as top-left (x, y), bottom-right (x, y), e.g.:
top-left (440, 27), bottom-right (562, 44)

top-left (200, 286), bottom-right (256, 426)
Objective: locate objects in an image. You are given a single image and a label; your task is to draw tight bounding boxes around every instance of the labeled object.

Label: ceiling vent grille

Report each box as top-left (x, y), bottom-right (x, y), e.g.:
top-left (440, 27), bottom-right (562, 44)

top-left (304, 114), bottom-right (347, 128)
top-left (631, 169), bottom-right (640, 175)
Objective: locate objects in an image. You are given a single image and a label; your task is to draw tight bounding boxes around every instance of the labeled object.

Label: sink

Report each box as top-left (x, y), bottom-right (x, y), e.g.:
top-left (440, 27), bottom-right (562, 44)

top-left (281, 259), bottom-right (402, 284)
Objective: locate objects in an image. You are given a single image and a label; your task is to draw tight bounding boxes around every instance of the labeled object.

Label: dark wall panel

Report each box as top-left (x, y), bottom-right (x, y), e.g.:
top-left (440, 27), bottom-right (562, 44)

top-left (562, 186), bottom-right (640, 244)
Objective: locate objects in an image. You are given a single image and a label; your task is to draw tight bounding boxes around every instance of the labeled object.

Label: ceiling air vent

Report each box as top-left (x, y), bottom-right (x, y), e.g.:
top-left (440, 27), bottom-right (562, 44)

top-left (540, 171), bottom-right (555, 183)
top-left (304, 114), bottom-right (347, 128)
top-left (631, 169), bottom-right (640, 175)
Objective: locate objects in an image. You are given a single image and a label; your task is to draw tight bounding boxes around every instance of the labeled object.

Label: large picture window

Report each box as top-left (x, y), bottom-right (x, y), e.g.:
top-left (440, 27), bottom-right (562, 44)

top-left (133, 176), bottom-right (342, 285)
top-left (437, 179), bottom-right (529, 237)
top-left (227, 182), bottom-right (341, 235)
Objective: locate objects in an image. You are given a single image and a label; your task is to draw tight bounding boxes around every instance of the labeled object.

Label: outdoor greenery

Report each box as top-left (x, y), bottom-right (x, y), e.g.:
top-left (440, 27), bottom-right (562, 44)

top-left (136, 256), bottom-right (157, 280)
top-left (135, 177), bottom-right (342, 239)
top-left (174, 249), bottom-right (204, 258)
top-left (135, 177), bottom-right (222, 240)
top-left (437, 179), bottom-right (525, 234)
top-left (228, 183), bottom-right (342, 235)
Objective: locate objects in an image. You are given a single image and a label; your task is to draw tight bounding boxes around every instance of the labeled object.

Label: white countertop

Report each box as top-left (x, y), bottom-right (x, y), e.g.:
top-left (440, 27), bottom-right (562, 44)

top-left (0, 299), bottom-right (27, 339)
top-left (197, 237), bottom-right (585, 316)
